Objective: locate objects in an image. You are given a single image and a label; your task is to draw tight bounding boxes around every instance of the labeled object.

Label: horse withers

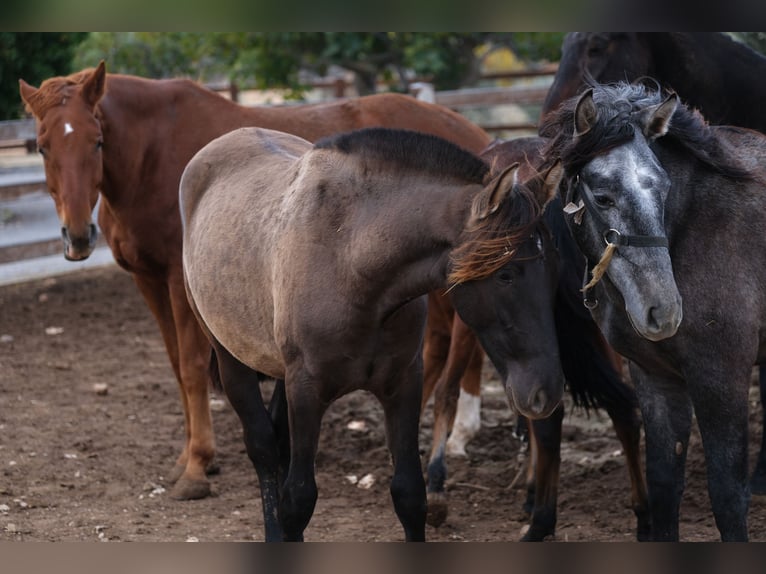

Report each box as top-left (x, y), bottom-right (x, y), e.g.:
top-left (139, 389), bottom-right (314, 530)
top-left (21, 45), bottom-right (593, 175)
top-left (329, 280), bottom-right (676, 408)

top-left (540, 82), bottom-right (765, 541)
top-left (18, 61), bottom-right (491, 500)
top-left (180, 127), bottom-right (564, 541)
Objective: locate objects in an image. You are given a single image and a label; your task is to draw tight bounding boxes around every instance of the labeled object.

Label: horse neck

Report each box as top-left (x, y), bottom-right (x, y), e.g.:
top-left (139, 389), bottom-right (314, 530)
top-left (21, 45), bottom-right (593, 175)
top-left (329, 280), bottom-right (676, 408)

top-left (649, 33), bottom-right (766, 130)
top-left (347, 175), bottom-right (478, 303)
top-left (96, 76), bottom-right (262, 206)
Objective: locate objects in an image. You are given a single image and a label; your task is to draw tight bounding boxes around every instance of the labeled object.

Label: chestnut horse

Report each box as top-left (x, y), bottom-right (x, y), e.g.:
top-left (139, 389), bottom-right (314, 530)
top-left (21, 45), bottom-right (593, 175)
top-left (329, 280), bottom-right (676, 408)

top-left (180, 127), bottom-right (564, 540)
top-left (18, 61), bottom-right (491, 500)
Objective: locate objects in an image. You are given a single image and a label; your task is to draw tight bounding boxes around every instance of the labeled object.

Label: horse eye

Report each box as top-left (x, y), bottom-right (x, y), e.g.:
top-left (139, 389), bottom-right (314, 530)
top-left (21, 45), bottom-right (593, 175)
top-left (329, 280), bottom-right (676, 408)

top-left (37, 146), bottom-right (46, 158)
top-left (594, 195), bottom-right (615, 208)
top-left (96, 139), bottom-right (103, 150)
top-left (497, 270), bottom-right (514, 284)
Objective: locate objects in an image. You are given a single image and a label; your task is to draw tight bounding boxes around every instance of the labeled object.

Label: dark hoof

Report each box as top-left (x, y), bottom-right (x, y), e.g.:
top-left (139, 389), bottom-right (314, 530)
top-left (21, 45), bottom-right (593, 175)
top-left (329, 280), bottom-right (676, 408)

top-left (520, 525), bottom-right (554, 542)
top-left (426, 491), bottom-right (448, 527)
top-left (169, 477), bottom-right (212, 500)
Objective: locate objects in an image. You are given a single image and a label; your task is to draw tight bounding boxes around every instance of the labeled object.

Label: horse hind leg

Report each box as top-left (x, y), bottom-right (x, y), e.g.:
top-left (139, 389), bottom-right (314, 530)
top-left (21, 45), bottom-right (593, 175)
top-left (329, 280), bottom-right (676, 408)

top-left (212, 339), bottom-right (284, 541)
top-left (445, 342), bottom-right (483, 457)
top-left (426, 318), bottom-right (480, 528)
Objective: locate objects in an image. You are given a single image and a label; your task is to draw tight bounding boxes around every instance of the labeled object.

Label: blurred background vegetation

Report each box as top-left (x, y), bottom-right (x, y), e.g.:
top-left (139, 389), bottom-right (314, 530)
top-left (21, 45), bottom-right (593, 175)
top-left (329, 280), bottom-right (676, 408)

top-left (4, 32), bottom-right (564, 120)
top-left (4, 32), bottom-right (765, 121)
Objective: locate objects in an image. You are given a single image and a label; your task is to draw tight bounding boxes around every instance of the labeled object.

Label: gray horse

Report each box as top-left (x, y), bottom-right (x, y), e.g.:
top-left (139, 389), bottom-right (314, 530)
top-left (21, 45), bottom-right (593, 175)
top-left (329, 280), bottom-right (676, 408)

top-left (180, 126), bottom-right (565, 541)
top-left (541, 82), bottom-right (764, 541)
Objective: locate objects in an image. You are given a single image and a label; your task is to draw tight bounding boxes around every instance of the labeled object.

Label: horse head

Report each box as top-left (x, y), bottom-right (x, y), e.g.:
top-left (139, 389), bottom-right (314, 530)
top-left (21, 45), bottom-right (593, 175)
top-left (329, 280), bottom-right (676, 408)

top-left (19, 61), bottom-right (106, 261)
top-left (542, 33), bottom-right (654, 122)
top-left (449, 161), bottom-right (565, 419)
top-left (551, 85), bottom-right (683, 342)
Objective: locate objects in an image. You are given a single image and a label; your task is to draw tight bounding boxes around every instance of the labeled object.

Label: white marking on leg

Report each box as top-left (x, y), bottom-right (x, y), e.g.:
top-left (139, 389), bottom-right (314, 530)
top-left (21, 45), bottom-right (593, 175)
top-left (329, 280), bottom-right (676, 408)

top-left (446, 389), bottom-right (481, 457)
top-left (64, 122), bottom-right (74, 136)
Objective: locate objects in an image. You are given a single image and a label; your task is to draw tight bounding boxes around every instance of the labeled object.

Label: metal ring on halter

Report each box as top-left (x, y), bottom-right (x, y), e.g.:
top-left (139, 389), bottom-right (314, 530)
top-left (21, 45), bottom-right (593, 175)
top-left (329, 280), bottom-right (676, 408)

top-left (583, 297), bottom-right (599, 310)
top-left (603, 228), bottom-right (621, 246)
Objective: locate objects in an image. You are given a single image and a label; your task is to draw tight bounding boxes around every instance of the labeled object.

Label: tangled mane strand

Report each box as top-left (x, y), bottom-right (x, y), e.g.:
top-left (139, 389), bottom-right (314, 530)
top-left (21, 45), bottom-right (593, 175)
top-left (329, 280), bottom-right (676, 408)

top-left (448, 179), bottom-right (542, 286)
top-left (23, 68), bottom-right (99, 117)
top-left (315, 127), bottom-right (490, 184)
top-left (540, 81), bottom-right (752, 180)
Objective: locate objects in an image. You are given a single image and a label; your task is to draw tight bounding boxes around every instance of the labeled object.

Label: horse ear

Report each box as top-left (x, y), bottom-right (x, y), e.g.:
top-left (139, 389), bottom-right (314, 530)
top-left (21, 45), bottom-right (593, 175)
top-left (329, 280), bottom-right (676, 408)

top-left (539, 160), bottom-right (564, 206)
top-left (81, 60), bottom-right (107, 109)
top-left (19, 79), bottom-right (40, 116)
top-left (574, 88), bottom-right (597, 137)
top-left (471, 162), bottom-right (519, 223)
top-left (644, 92), bottom-right (678, 139)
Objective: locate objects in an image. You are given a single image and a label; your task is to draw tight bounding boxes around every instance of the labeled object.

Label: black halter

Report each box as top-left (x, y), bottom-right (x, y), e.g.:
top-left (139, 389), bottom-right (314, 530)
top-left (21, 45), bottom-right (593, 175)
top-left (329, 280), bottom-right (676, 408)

top-left (567, 175), bottom-right (669, 309)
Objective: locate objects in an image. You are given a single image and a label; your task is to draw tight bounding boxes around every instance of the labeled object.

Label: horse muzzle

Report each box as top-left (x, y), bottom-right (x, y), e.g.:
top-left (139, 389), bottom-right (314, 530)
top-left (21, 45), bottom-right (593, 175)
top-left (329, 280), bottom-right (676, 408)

top-left (505, 361), bottom-right (565, 420)
top-left (62, 224), bottom-right (98, 261)
top-left (627, 296), bottom-right (683, 342)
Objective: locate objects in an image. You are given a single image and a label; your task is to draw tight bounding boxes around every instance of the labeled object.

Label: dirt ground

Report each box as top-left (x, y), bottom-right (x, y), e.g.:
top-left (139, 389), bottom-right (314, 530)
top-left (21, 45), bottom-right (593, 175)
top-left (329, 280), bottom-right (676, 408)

top-left (0, 265), bottom-right (765, 542)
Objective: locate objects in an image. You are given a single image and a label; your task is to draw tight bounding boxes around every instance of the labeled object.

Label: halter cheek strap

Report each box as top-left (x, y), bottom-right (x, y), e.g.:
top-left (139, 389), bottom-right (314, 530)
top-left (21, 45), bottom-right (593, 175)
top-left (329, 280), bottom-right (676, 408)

top-left (566, 175), bottom-right (669, 308)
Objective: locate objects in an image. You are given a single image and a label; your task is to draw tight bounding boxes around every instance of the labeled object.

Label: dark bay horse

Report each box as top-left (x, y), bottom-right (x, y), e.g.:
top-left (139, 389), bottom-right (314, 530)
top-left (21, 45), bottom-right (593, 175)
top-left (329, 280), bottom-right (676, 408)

top-left (423, 136), bottom-right (648, 541)
top-left (540, 82), bottom-right (766, 541)
top-left (180, 127), bottom-right (565, 541)
top-left (18, 62), bottom-right (491, 500)
top-left (542, 31), bottom-right (766, 495)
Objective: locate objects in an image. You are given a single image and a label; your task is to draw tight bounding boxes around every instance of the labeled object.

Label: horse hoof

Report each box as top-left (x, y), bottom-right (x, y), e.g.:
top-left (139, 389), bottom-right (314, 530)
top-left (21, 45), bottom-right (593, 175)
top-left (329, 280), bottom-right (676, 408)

top-left (444, 441), bottom-right (468, 458)
top-left (520, 524), bottom-right (554, 542)
top-left (167, 460), bottom-right (219, 484)
top-left (166, 463), bottom-right (186, 485)
top-left (426, 491), bottom-right (448, 527)
top-left (169, 477), bottom-right (212, 500)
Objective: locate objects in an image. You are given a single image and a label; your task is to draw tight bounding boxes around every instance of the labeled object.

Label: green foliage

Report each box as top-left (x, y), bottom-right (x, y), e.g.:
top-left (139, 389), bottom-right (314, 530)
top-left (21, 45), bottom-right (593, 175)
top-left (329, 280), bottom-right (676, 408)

top-left (730, 32), bottom-right (766, 56)
top-left (71, 33), bottom-right (566, 99)
top-left (1, 32), bottom-right (87, 120)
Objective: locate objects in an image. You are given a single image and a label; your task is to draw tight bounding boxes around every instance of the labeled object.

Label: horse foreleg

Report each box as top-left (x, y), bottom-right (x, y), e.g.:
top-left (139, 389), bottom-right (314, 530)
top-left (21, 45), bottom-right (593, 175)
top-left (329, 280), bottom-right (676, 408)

top-left (750, 365), bottom-right (766, 494)
top-left (167, 276), bottom-right (215, 500)
top-left (212, 340), bottom-right (283, 541)
top-left (132, 274), bottom-right (214, 500)
top-left (603, 396), bottom-right (650, 540)
top-left (688, 368), bottom-right (750, 541)
top-left (521, 404), bottom-right (563, 541)
top-left (381, 366), bottom-right (427, 541)
top-left (268, 379), bottom-right (290, 488)
top-left (630, 363), bottom-right (692, 541)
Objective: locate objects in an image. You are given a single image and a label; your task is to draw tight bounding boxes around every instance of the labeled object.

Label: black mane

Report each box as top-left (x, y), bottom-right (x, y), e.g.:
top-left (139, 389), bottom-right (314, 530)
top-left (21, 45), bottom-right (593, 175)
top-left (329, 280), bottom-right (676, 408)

top-left (540, 82), bottom-right (751, 180)
top-left (316, 127), bottom-right (490, 184)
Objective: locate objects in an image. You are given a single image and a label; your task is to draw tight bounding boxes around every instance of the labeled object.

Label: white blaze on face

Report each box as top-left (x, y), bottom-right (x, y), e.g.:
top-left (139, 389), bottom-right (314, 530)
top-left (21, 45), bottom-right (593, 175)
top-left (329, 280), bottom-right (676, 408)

top-left (64, 122), bottom-right (74, 136)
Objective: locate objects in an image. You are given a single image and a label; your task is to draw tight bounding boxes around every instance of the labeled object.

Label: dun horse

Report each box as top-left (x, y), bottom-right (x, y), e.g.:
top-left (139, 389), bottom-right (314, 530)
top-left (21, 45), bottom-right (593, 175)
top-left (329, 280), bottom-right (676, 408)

top-left (180, 127), bottom-right (565, 541)
top-left (540, 82), bottom-right (766, 541)
top-left (18, 62), bottom-right (490, 500)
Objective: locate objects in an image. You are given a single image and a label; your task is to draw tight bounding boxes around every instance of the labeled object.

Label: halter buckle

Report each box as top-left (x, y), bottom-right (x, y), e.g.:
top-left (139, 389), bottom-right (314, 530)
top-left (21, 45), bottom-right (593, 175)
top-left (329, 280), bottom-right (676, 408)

top-left (603, 228), bottom-right (621, 246)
